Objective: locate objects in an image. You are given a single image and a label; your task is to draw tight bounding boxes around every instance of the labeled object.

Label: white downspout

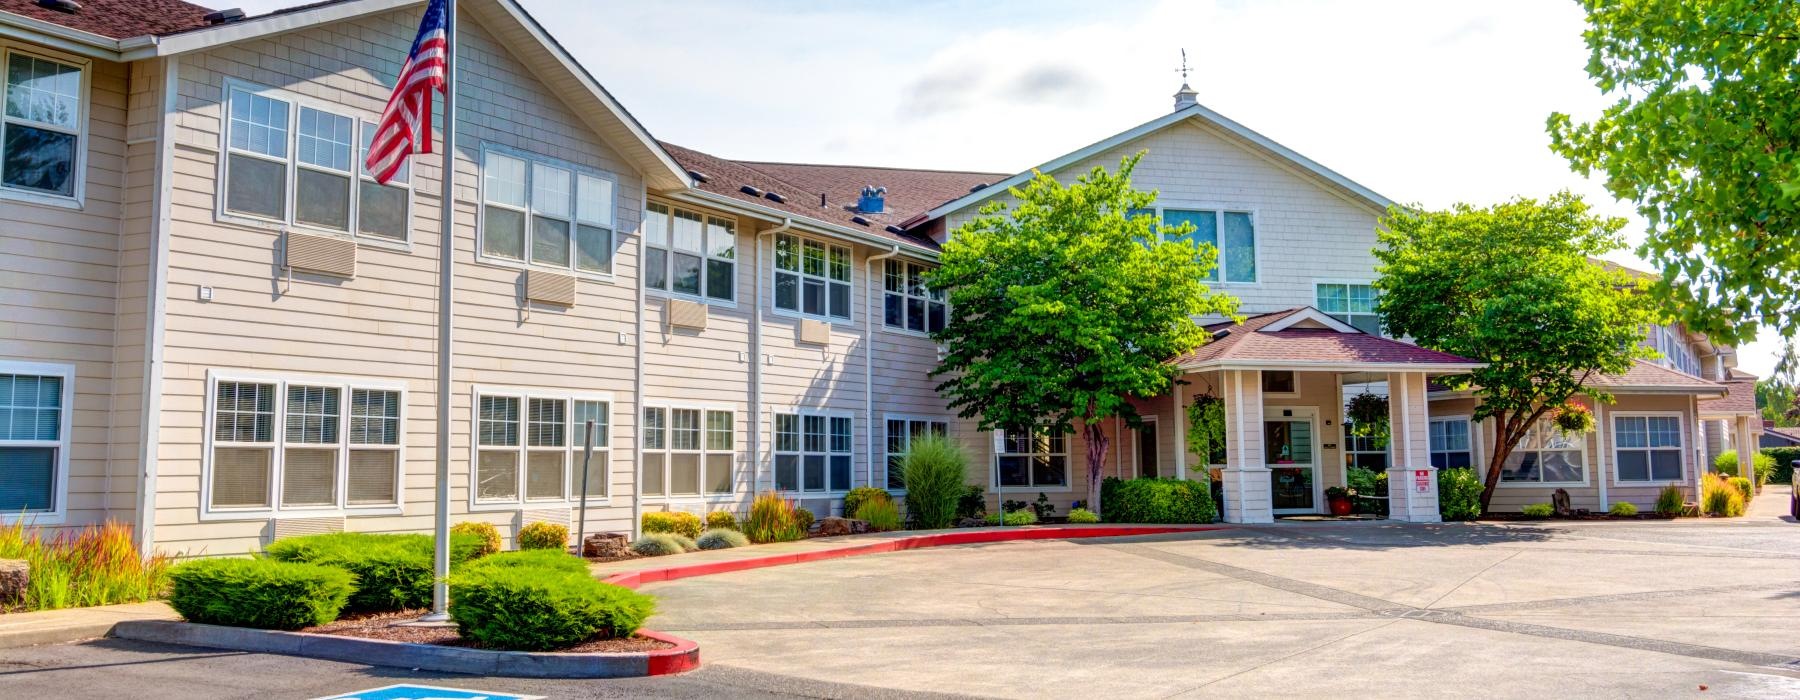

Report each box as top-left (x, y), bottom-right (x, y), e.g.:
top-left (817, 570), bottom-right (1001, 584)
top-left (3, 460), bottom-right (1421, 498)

top-left (631, 186), bottom-right (648, 539)
top-left (753, 219), bottom-right (794, 496)
top-left (865, 245), bottom-right (902, 490)
top-left (135, 56), bottom-right (179, 556)
top-left (1595, 399), bottom-right (1608, 510)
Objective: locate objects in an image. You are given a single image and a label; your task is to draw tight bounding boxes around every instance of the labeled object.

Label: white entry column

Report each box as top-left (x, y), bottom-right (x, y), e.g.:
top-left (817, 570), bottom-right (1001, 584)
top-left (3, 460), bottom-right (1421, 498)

top-left (1384, 371), bottom-right (1442, 522)
top-left (1221, 369), bottom-right (1273, 523)
top-left (1736, 415), bottom-right (1755, 492)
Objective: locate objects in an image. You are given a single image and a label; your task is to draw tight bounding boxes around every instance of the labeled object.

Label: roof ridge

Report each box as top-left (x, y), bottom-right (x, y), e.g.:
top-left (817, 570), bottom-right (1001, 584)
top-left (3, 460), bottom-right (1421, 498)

top-left (736, 159), bottom-right (1011, 178)
top-left (661, 142), bottom-right (830, 206)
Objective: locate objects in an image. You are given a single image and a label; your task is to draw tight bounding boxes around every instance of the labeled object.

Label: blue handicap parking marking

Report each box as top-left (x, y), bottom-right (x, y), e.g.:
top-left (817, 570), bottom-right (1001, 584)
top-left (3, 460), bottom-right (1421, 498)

top-left (315, 683), bottom-right (544, 700)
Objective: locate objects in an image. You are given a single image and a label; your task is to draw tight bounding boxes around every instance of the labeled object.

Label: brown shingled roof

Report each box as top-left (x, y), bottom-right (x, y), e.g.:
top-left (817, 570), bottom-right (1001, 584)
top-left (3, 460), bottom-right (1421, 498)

top-left (0, 0), bottom-right (215, 39)
top-left (1585, 360), bottom-right (1724, 393)
top-left (1176, 309), bottom-right (1481, 368)
top-left (660, 141), bottom-right (1004, 249)
top-left (1698, 376), bottom-right (1757, 415)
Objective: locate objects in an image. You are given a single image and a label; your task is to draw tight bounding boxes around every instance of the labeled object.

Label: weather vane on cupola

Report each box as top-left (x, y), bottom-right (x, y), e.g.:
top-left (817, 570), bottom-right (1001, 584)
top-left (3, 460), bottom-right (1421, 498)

top-left (1176, 49), bottom-right (1192, 83)
top-left (1173, 49), bottom-right (1199, 111)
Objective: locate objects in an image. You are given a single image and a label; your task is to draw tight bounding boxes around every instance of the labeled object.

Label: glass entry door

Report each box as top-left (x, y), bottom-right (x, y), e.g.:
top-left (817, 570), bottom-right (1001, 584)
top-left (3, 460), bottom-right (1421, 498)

top-left (1265, 409), bottom-right (1319, 513)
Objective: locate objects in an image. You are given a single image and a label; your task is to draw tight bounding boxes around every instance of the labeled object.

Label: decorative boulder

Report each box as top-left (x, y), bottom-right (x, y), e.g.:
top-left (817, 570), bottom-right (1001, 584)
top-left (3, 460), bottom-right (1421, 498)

top-left (582, 532), bottom-right (630, 558)
top-left (955, 517), bottom-right (986, 529)
top-left (1552, 488), bottom-right (1573, 517)
top-left (814, 517), bottom-right (869, 537)
top-left (0, 559), bottom-right (27, 607)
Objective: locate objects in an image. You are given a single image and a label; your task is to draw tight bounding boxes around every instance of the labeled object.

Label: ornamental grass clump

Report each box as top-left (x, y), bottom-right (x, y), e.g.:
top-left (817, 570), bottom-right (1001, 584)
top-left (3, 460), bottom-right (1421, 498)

top-left (1654, 484), bottom-right (1684, 516)
top-left (1067, 507), bottom-right (1100, 524)
top-left (168, 557), bottom-right (351, 630)
top-left (745, 492), bottom-right (806, 543)
top-left (449, 566), bottom-right (655, 651)
top-left (641, 512), bottom-right (703, 539)
top-left (853, 497), bottom-right (902, 532)
top-left (265, 531), bottom-right (484, 613)
top-left (1701, 473), bottom-right (1747, 517)
top-left (0, 520), bottom-right (173, 612)
top-left (1608, 501), bottom-right (1638, 517)
top-left (628, 534), bottom-right (689, 557)
top-left (696, 529), bottom-right (749, 550)
top-left (517, 522), bottom-right (570, 551)
top-left (900, 434), bottom-right (970, 530)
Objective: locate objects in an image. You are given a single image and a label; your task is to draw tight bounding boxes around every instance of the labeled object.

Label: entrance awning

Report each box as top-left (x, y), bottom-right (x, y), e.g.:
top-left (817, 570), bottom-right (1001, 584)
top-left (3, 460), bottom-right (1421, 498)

top-left (1174, 307), bottom-right (1483, 374)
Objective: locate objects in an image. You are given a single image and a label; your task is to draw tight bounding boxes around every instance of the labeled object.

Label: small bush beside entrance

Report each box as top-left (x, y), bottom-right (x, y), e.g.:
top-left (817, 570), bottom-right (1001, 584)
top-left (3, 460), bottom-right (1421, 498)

top-left (1099, 477), bottom-right (1218, 524)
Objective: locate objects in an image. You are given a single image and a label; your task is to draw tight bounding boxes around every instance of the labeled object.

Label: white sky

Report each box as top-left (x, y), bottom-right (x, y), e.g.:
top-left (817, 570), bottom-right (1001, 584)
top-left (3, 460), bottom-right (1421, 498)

top-left (231, 0), bottom-right (1784, 376)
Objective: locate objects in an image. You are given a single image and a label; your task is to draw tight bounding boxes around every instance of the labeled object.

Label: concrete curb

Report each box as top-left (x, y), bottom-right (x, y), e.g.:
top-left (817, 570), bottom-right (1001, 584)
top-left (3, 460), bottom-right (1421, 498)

top-left (603, 524), bottom-right (1222, 589)
top-left (0, 601), bottom-right (179, 649)
top-left (110, 620), bottom-right (699, 678)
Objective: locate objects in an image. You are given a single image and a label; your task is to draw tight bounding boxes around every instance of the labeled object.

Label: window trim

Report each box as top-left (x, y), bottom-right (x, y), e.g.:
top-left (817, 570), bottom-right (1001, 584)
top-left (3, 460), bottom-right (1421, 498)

top-left (770, 232), bottom-right (855, 324)
top-left (0, 44), bottom-right (90, 209)
top-left (467, 385), bottom-right (614, 511)
top-left (640, 402), bottom-right (737, 502)
top-left (641, 198), bottom-right (737, 307)
top-left (200, 370), bottom-right (408, 521)
top-left (1259, 370), bottom-right (1300, 399)
top-left (1496, 415), bottom-right (1590, 488)
top-left (1609, 411), bottom-right (1687, 486)
top-left (472, 142), bottom-right (621, 280)
top-left (880, 260), bottom-right (946, 336)
top-left (1138, 204), bottom-right (1261, 285)
top-left (0, 360), bottom-right (74, 525)
top-left (881, 413), bottom-right (950, 493)
top-left (991, 426), bottom-right (1072, 493)
top-left (1313, 279), bottom-right (1382, 336)
top-left (774, 408), bottom-right (856, 495)
top-left (1427, 414), bottom-right (1478, 470)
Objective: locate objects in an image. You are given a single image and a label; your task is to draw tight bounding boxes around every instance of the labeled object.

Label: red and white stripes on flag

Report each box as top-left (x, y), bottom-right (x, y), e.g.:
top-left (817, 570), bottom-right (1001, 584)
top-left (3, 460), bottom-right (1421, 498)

top-left (365, 0), bottom-right (449, 185)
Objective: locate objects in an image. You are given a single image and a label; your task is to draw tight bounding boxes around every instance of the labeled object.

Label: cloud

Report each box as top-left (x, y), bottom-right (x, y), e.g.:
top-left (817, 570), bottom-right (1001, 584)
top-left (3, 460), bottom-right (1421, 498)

top-left (1003, 64), bottom-right (1100, 107)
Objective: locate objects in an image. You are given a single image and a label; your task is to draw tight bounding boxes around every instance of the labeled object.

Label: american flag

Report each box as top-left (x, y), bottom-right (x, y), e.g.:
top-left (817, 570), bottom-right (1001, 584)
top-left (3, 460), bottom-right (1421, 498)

top-left (365, 0), bottom-right (449, 185)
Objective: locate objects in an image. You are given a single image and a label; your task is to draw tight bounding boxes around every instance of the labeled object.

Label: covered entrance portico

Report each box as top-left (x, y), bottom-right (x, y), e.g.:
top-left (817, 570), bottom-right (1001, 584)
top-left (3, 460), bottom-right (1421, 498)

top-left (1167, 308), bottom-right (1485, 523)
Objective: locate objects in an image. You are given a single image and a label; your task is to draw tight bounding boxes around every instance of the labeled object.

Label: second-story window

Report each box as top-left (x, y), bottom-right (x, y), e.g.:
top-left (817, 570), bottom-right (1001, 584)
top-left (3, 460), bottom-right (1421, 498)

top-left (479, 148), bottom-right (614, 274)
top-left (2, 49), bottom-right (84, 199)
top-left (884, 261), bottom-right (945, 333)
top-left (1157, 209), bottom-right (1256, 283)
top-left (774, 233), bottom-right (851, 320)
top-left (642, 203), bottom-right (733, 301)
top-left (1317, 283), bottom-right (1382, 335)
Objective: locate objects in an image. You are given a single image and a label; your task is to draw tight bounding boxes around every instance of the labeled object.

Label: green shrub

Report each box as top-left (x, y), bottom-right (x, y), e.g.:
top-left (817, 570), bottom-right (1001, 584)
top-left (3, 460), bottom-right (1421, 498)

top-left (1608, 501), bottom-right (1638, 516)
top-left (900, 435), bottom-right (971, 530)
top-left (1067, 507), bottom-right (1099, 524)
top-left (1760, 447), bottom-right (1799, 485)
top-left (517, 522), bottom-right (570, 551)
top-left (1521, 503), bottom-right (1553, 518)
top-left (984, 510), bottom-right (1037, 525)
top-left (641, 512), bottom-right (703, 539)
top-left (629, 534), bottom-right (687, 557)
top-left (796, 508), bottom-right (815, 533)
top-left (450, 566), bottom-right (655, 651)
top-left (841, 486), bottom-right (893, 522)
top-left (1714, 450), bottom-right (1774, 485)
top-left (265, 532), bottom-right (483, 613)
top-left (696, 529), bottom-right (749, 550)
top-left (462, 549), bottom-right (589, 575)
top-left (745, 492), bottom-right (807, 543)
top-left (0, 520), bottom-right (173, 612)
top-left (451, 522), bottom-right (502, 558)
top-left (1345, 467), bottom-right (1388, 515)
top-left (1655, 484), bottom-right (1684, 515)
top-left (1099, 477), bottom-right (1218, 524)
top-left (705, 510), bottom-right (738, 531)
top-left (1702, 473), bottom-right (1737, 516)
top-left (168, 557), bottom-right (351, 630)
top-left (853, 497), bottom-right (902, 531)
top-left (1437, 468), bottom-right (1483, 521)
top-left (1728, 476), bottom-right (1754, 499)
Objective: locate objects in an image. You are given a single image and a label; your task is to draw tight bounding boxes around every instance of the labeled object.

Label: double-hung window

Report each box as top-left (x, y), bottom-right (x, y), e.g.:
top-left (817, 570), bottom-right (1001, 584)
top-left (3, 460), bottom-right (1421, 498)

top-left (474, 390), bottom-right (610, 505)
top-left (1429, 417), bottom-right (1473, 469)
top-left (221, 83), bottom-right (413, 242)
top-left (1317, 283), bottom-right (1382, 335)
top-left (1154, 208), bottom-right (1256, 283)
top-left (1499, 418), bottom-right (1585, 484)
top-left (775, 412), bottom-right (852, 493)
top-left (884, 417), bottom-right (948, 489)
top-left (994, 428), bottom-right (1068, 489)
top-left (774, 233), bottom-right (851, 320)
top-left (3, 49), bottom-right (84, 199)
top-left (1613, 414), bottom-right (1683, 482)
top-left (479, 149), bottom-right (615, 274)
top-left (883, 261), bottom-right (945, 333)
top-left (642, 202), bottom-right (733, 300)
top-left (640, 406), bottom-right (734, 497)
top-left (207, 375), bottom-right (403, 514)
top-left (0, 365), bottom-right (71, 518)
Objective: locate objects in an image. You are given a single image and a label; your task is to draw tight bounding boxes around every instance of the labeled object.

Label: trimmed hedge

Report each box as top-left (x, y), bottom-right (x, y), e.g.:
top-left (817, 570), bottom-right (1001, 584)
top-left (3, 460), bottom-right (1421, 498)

top-left (1759, 447), bottom-right (1799, 485)
top-left (450, 566), bottom-right (655, 651)
top-left (517, 522), bottom-right (569, 551)
top-left (462, 549), bottom-right (590, 575)
top-left (853, 497), bottom-right (902, 531)
top-left (265, 531), bottom-right (484, 613)
top-left (1067, 507), bottom-right (1099, 524)
top-left (642, 512), bottom-right (703, 539)
top-left (705, 510), bottom-right (738, 531)
top-left (168, 557), bottom-right (352, 630)
top-left (985, 510), bottom-right (1038, 525)
top-left (1099, 477), bottom-right (1218, 524)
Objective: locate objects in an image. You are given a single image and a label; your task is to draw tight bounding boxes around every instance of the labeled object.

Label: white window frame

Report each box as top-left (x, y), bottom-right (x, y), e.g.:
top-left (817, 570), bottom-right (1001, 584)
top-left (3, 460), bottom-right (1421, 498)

top-left (0, 44), bottom-right (88, 209)
top-left (1610, 411), bottom-right (1687, 486)
top-left (1259, 370), bottom-right (1300, 399)
top-left (642, 200), bottom-right (736, 305)
top-left (474, 143), bottom-right (619, 278)
top-left (1137, 204), bottom-right (1259, 285)
top-left (1428, 415), bottom-right (1477, 470)
top-left (201, 370), bottom-right (407, 520)
top-left (1496, 415), bottom-right (1590, 487)
top-left (640, 403), bottom-right (736, 501)
top-left (1314, 280), bottom-right (1383, 336)
top-left (881, 260), bottom-right (945, 336)
top-left (771, 232), bottom-right (854, 323)
top-left (215, 79), bottom-right (412, 248)
top-left (882, 414), bottom-right (950, 492)
top-left (0, 360), bottom-right (75, 524)
top-left (774, 409), bottom-right (855, 495)
top-left (1646, 325), bottom-right (1701, 377)
top-left (467, 386), bottom-right (612, 511)
top-left (992, 426), bottom-right (1071, 493)
top-left (1133, 415), bottom-right (1161, 478)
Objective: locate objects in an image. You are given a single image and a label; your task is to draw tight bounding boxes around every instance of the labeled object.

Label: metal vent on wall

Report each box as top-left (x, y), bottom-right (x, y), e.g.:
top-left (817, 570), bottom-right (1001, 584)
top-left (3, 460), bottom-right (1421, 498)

top-left (667, 298), bottom-right (708, 330)
top-left (269, 516), bottom-right (346, 542)
top-left (525, 269), bottom-right (577, 306)
top-left (518, 508), bottom-right (571, 547)
top-left (284, 231), bottom-right (357, 277)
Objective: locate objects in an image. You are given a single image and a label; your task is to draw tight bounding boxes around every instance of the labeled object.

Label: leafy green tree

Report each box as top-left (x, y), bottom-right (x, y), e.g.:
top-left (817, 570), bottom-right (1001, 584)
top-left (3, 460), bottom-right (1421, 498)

top-left (1374, 193), bottom-right (1661, 509)
top-left (1757, 378), bottom-right (1800, 428)
top-left (1548, 0), bottom-right (1800, 345)
top-left (929, 154), bottom-right (1239, 516)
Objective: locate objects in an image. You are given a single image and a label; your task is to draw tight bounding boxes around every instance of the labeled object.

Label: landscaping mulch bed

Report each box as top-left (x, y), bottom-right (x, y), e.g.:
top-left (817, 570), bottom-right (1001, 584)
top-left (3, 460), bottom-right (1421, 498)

top-left (301, 610), bottom-right (674, 653)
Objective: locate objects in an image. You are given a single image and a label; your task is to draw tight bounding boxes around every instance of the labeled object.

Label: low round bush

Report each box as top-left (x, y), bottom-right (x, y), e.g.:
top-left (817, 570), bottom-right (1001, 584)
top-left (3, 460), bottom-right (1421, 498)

top-left (629, 534), bottom-right (688, 557)
top-left (518, 522), bottom-right (570, 551)
top-left (462, 549), bottom-right (590, 575)
top-left (696, 529), bottom-right (749, 550)
top-left (1067, 507), bottom-right (1099, 524)
top-left (1099, 477), bottom-right (1217, 524)
top-left (642, 511), bottom-right (703, 539)
top-left (841, 486), bottom-right (892, 523)
top-left (265, 531), bottom-right (483, 613)
top-left (450, 567), bottom-right (655, 651)
top-left (853, 497), bottom-right (902, 532)
top-left (451, 521), bottom-right (502, 558)
top-left (1521, 503), bottom-right (1553, 518)
top-left (1727, 476), bottom-right (1754, 499)
top-left (984, 510), bottom-right (1037, 525)
top-left (1608, 501), bottom-right (1638, 517)
top-left (705, 510), bottom-right (738, 531)
top-left (169, 557), bottom-right (352, 630)
top-left (1437, 468), bottom-right (1483, 521)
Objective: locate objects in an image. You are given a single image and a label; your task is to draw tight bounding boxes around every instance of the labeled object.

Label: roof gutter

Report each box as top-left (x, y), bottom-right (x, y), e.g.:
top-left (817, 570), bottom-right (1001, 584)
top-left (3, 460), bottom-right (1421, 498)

top-left (672, 189), bottom-right (940, 261)
top-left (1180, 359), bottom-right (1487, 373)
top-left (0, 10), bottom-right (127, 60)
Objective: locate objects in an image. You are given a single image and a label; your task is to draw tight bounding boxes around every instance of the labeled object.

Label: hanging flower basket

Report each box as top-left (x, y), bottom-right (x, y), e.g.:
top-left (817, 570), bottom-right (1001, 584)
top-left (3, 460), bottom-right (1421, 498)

top-left (1346, 393), bottom-right (1388, 436)
top-left (1552, 401), bottom-right (1595, 434)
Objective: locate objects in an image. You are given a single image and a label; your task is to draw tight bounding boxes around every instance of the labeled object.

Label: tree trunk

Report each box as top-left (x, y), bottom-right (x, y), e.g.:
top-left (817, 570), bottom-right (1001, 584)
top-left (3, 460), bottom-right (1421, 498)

top-left (1086, 421), bottom-right (1110, 518)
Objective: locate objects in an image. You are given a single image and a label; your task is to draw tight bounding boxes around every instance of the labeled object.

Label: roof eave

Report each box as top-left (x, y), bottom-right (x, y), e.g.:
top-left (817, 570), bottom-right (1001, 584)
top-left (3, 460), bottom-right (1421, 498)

top-left (1179, 359), bottom-right (1486, 373)
top-left (0, 10), bottom-right (127, 60)
top-left (669, 189), bottom-right (941, 258)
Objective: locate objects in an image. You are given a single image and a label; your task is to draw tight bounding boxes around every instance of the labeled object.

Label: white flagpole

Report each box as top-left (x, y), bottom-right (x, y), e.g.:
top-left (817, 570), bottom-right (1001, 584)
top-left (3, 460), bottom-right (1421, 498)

top-left (426, 0), bottom-right (457, 622)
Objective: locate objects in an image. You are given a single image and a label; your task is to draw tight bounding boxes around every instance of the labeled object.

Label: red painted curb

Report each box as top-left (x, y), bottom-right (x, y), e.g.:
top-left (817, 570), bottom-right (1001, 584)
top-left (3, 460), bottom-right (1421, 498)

top-left (637, 628), bottom-right (700, 676)
top-left (603, 524), bottom-right (1220, 590)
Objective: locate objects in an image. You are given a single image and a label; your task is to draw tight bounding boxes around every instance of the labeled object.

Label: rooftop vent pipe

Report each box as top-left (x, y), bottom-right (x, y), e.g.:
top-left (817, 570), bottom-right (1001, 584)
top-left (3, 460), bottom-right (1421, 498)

top-left (856, 185), bottom-right (887, 214)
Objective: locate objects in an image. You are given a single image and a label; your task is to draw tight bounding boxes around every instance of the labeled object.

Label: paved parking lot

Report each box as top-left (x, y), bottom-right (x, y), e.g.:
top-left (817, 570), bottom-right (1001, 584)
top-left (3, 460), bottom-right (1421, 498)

top-left (2, 497), bottom-right (1796, 699)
